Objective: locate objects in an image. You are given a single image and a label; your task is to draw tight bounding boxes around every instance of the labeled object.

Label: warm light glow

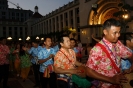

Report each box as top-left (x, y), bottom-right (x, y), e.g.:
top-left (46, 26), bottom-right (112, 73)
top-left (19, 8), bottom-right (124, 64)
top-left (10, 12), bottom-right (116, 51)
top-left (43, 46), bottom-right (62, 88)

top-left (36, 36), bottom-right (39, 40)
top-left (69, 27), bottom-right (76, 32)
top-left (122, 14), bottom-right (129, 19)
top-left (81, 30), bottom-right (86, 34)
top-left (19, 38), bottom-right (22, 41)
top-left (41, 38), bottom-right (44, 40)
top-left (26, 36), bottom-right (30, 40)
top-left (7, 37), bottom-right (12, 40)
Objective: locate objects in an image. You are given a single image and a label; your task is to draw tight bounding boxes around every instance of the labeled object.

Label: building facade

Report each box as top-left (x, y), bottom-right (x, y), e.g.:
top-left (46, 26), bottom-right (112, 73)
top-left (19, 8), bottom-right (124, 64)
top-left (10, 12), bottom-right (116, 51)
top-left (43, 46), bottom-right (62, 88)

top-left (31, 0), bottom-right (133, 43)
top-left (0, 0), bottom-right (133, 42)
top-left (0, 0), bottom-right (33, 40)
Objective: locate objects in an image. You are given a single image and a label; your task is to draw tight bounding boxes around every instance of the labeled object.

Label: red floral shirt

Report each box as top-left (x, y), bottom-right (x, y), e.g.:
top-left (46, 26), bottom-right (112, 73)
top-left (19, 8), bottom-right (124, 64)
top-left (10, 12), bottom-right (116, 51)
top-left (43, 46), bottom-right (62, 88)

top-left (0, 44), bottom-right (10, 65)
top-left (86, 38), bottom-right (132, 88)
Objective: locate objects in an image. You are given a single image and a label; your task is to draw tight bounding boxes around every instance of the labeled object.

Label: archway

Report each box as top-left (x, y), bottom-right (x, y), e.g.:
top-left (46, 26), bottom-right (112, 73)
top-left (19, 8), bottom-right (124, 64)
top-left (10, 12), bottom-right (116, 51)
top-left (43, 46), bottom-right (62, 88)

top-left (88, 0), bottom-right (121, 25)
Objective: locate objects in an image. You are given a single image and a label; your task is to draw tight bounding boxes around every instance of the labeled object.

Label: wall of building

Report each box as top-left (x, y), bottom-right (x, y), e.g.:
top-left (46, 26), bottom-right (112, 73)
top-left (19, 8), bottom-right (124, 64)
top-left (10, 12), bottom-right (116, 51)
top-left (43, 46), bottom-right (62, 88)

top-left (32, 0), bottom-right (80, 39)
top-left (0, 0), bottom-right (33, 40)
top-left (0, 21), bottom-right (27, 40)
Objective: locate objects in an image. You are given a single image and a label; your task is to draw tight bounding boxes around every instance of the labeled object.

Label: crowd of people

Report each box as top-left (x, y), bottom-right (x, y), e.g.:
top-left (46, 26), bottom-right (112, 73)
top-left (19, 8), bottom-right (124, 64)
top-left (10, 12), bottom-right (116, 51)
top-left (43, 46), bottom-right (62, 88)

top-left (0, 18), bottom-right (133, 88)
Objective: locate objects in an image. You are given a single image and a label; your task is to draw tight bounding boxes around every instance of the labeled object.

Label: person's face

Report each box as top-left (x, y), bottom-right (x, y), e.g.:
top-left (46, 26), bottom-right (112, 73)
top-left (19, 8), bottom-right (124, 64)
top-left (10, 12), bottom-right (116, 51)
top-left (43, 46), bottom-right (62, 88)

top-left (32, 42), bottom-right (38, 48)
top-left (127, 38), bottom-right (133, 48)
top-left (17, 44), bottom-right (20, 49)
top-left (44, 38), bottom-right (52, 47)
top-left (104, 26), bottom-right (120, 43)
top-left (70, 40), bottom-right (76, 48)
top-left (1, 39), bottom-right (6, 45)
top-left (61, 37), bottom-right (70, 49)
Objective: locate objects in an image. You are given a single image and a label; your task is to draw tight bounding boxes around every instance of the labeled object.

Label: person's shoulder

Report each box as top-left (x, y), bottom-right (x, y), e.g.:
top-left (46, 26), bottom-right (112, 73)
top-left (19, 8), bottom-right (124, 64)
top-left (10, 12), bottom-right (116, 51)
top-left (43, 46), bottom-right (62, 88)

top-left (91, 42), bottom-right (103, 51)
top-left (69, 48), bottom-right (75, 52)
top-left (117, 40), bottom-right (123, 45)
top-left (55, 50), bottom-right (62, 57)
top-left (39, 48), bottom-right (46, 53)
top-left (50, 47), bottom-right (54, 50)
top-left (38, 46), bottom-right (42, 48)
top-left (30, 47), bottom-right (34, 50)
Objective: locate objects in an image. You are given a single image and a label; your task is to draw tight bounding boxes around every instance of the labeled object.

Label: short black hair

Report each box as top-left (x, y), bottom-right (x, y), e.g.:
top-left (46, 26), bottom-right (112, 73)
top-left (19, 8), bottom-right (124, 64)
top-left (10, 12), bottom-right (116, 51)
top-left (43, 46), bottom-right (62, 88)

top-left (58, 35), bottom-right (69, 48)
top-left (19, 44), bottom-right (25, 56)
top-left (70, 38), bottom-right (76, 43)
top-left (31, 40), bottom-right (39, 44)
top-left (44, 36), bottom-right (52, 42)
top-left (103, 18), bottom-right (121, 30)
top-left (126, 35), bottom-right (133, 41)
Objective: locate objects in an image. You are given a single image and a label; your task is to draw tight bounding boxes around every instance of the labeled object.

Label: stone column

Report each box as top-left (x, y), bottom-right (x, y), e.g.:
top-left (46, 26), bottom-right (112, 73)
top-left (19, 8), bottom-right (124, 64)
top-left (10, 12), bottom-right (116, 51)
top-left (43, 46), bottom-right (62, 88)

top-left (73, 9), bottom-right (76, 29)
top-left (68, 11), bottom-right (70, 28)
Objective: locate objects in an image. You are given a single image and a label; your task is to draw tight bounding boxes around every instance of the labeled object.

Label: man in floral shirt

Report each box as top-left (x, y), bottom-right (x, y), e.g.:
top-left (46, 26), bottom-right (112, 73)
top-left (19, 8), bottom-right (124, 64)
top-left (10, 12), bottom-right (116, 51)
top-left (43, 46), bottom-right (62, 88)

top-left (86, 18), bottom-right (133, 88)
top-left (54, 35), bottom-right (84, 88)
top-left (38, 37), bottom-right (57, 88)
top-left (0, 37), bottom-right (10, 88)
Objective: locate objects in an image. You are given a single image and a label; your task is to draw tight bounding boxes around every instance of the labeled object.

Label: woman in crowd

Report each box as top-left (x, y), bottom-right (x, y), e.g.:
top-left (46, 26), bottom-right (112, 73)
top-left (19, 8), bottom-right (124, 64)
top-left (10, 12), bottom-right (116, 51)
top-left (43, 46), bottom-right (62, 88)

top-left (13, 43), bottom-right (21, 77)
top-left (20, 44), bottom-right (31, 81)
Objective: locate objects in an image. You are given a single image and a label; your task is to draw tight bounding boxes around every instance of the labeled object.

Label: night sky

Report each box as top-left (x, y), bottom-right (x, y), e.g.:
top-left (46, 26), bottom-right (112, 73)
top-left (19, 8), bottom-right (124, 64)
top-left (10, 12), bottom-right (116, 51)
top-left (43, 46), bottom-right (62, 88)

top-left (8, 0), bottom-right (73, 15)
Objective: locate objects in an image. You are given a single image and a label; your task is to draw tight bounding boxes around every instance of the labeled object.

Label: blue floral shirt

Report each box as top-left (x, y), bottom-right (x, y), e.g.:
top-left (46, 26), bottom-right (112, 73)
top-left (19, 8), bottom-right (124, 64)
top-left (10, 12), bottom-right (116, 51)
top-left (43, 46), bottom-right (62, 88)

top-left (38, 47), bottom-right (56, 73)
top-left (121, 47), bottom-right (133, 71)
top-left (73, 47), bottom-right (79, 54)
top-left (28, 46), bottom-right (43, 64)
top-left (53, 45), bottom-right (59, 53)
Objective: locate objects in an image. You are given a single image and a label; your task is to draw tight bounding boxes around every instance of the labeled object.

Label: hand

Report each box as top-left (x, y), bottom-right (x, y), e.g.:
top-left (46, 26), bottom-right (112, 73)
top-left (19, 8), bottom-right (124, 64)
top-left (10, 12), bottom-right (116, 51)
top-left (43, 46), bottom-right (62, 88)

top-left (14, 49), bottom-right (19, 53)
top-left (123, 68), bottom-right (132, 74)
top-left (22, 47), bottom-right (27, 51)
top-left (110, 73), bottom-right (128, 84)
top-left (49, 54), bottom-right (54, 58)
top-left (70, 69), bottom-right (81, 75)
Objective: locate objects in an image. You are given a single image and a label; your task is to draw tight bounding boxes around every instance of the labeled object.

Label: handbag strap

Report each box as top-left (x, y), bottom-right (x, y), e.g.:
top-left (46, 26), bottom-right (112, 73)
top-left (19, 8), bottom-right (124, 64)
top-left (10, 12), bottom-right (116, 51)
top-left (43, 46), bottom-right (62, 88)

top-left (96, 43), bottom-right (120, 73)
top-left (59, 50), bottom-right (75, 67)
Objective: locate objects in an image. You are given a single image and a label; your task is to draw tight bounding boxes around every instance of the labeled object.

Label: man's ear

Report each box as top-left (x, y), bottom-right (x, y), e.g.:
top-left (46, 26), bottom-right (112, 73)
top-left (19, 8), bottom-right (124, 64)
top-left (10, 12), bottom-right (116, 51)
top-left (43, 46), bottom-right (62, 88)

top-left (103, 30), bottom-right (108, 36)
top-left (44, 41), bottom-right (46, 45)
top-left (60, 42), bottom-right (63, 47)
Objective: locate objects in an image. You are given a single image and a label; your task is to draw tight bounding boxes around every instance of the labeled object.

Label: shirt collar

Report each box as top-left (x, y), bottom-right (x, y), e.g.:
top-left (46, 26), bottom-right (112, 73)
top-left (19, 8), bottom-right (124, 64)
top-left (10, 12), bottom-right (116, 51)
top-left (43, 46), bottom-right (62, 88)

top-left (102, 37), bottom-right (116, 49)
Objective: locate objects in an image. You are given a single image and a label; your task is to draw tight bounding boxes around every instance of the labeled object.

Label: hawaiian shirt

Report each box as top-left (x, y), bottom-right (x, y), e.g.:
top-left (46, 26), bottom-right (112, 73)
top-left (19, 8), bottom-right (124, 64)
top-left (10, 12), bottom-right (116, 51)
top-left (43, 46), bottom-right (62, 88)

top-left (73, 47), bottom-right (79, 54)
top-left (54, 48), bottom-right (76, 71)
top-left (0, 44), bottom-right (10, 65)
top-left (121, 47), bottom-right (133, 71)
top-left (53, 45), bottom-right (59, 53)
top-left (86, 38), bottom-right (132, 88)
top-left (28, 46), bottom-right (42, 64)
top-left (38, 47), bottom-right (56, 73)
top-left (20, 53), bottom-right (32, 68)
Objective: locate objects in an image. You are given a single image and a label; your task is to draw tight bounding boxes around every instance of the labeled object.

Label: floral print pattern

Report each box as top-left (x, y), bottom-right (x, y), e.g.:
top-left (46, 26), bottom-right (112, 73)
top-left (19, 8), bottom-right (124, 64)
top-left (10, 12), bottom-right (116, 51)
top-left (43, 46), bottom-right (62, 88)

top-left (0, 44), bottom-right (10, 65)
top-left (86, 38), bottom-right (132, 88)
top-left (54, 48), bottom-right (76, 70)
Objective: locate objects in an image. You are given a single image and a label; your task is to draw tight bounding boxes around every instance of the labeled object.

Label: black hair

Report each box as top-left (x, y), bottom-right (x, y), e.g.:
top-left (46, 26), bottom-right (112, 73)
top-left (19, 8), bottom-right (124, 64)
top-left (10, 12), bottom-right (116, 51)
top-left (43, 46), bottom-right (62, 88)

top-left (58, 34), bottom-right (69, 48)
top-left (70, 38), bottom-right (76, 43)
top-left (32, 40), bottom-right (39, 44)
top-left (126, 35), bottom-right (133, 41)
top-left (19, 44), bottom-right (25, 56)
top-left (103, 18), bottom-right (121, 30)
top-left (44, 36), bottom-right (52, 42)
